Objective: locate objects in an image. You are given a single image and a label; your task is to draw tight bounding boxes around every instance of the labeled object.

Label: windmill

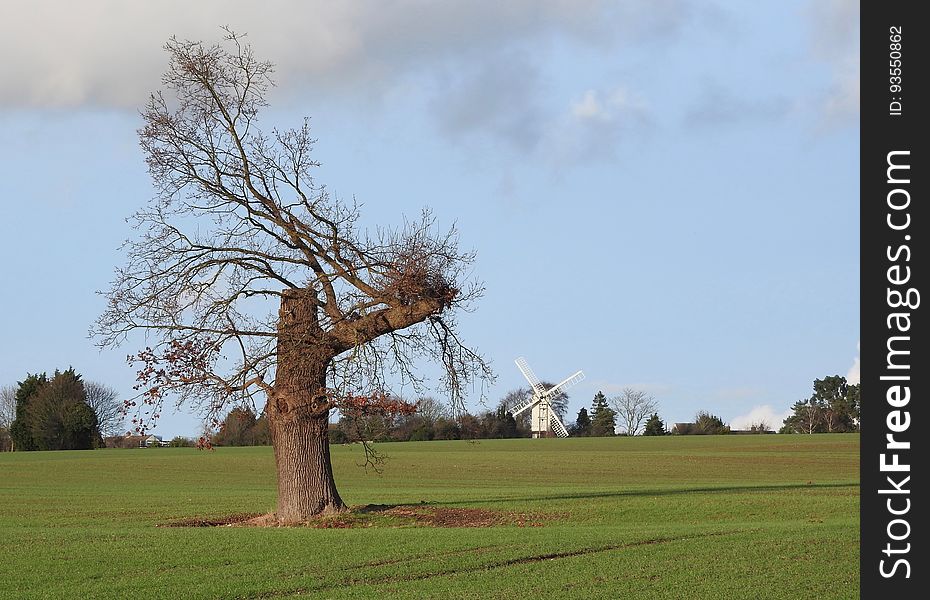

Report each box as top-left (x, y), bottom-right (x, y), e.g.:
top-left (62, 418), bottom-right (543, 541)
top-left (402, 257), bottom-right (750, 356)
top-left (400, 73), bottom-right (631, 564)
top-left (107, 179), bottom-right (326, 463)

top-left (511, 357), bottom-right (585, 438)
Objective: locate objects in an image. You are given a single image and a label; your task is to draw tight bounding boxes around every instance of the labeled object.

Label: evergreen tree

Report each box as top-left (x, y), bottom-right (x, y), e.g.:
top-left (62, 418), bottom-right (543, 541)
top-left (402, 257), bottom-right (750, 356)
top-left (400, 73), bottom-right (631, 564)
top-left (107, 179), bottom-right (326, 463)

top-left (9, 373), bottom-right (48, 451)
top-left (213, 406), bottom-right (261, 446)
top-left (590, 391), bottom-right (616, 436)
top-left (571, 407), bottom-right (591, 436)
top-left (694, 411), bottom-right (729, 435)
top-left (10, 369), bottom-right (103, 451)
top-left (781, 375), bottom-right (860, 434)
top-left (847, 383), bottom-right (860, 430)
top-left (813, 375), bottom-right (856, 432)
top-left (25, 369), bottom-right (100, 450)
top-left (643, 413), bottom-right (666, 436)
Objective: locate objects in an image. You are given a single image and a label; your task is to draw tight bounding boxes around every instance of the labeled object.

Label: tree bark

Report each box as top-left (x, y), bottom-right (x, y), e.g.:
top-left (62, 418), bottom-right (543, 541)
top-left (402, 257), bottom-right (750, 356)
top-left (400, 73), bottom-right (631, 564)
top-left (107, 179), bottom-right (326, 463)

top-left (269, 406), bottom-right (345, 521)
top-left (270, 289), bottom-right (346, 522)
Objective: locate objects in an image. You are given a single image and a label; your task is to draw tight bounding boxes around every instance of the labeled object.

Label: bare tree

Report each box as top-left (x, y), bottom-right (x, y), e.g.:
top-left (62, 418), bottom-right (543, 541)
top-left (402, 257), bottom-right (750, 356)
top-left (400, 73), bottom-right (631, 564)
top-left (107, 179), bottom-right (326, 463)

top-left (498, 383), bottom-right (569, 423)
top-left (610, 388), bottom-right (657, 436)
top-left (93, 32), bottom-right (490, 522)
top-left (493, 388), bottom-right (528, 434)
top-left (84, 382), bottom-right (125, 438)
top-left (0, 384), bottom-right (15, 430)
top-left (414, 396), bottom-right (448, 424)
top-left (0, 384), bottom-right (15, 451)
top-left (498, 388), bottom-right (530, 412)
top-left (749, 420), bottom-right (771, 433)
top-left (785, 398), bottom-right (822, 434)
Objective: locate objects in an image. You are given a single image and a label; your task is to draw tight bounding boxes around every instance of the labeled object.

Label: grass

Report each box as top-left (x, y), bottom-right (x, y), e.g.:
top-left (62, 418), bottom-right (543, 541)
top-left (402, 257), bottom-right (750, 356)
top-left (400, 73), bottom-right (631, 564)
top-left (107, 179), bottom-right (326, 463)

top-left (0, 434), bottom-right (859, 599)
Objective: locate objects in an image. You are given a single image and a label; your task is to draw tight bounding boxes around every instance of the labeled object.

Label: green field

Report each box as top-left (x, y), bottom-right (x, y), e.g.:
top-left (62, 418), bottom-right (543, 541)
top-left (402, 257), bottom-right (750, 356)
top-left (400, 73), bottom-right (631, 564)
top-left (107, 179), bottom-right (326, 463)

top-left (0, 435), bottom-right (859, 599)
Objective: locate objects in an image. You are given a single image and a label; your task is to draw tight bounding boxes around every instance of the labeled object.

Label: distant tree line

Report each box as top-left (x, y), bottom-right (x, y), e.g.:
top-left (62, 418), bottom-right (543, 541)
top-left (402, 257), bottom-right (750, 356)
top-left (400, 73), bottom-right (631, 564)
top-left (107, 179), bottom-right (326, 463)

top-left (207, 375), bottom-right (856, 444)
top-left (167, 373), bottom-right (866, 447)
top-left (671, 412), bottom-right (730, 435)
top-left (1, 369), bottom-right (124, 451)
top-left (202, 397), bottom-right (528, 446)
top-left (11, 372), bottom-right (856, 450)
top-left (780, 375), bottom-right (860, 434)
top-left (206, 389), bottom-right (666, 445)
top-left (330, 395), bottom-right (536, 443)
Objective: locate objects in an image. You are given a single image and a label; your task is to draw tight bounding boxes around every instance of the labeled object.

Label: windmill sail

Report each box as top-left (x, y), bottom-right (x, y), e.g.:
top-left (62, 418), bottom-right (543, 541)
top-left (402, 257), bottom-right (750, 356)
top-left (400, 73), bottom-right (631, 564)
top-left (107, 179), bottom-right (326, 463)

top-left (511, 395), bottom-right (538, 417)
top-left (544, 370), bottom-right (585, 398)
top-left (514, 357), bottom-right (584, 438)
top-left (549, 410), bottom-right (570, 437)
top-left (515, 357), bottom-right (547, 396)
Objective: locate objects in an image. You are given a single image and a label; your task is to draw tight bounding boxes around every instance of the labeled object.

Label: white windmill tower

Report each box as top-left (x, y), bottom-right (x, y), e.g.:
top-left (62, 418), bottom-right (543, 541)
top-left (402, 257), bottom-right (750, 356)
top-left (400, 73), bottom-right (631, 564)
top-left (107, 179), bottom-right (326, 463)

top-left (511, 357), bottom-right (585, 438)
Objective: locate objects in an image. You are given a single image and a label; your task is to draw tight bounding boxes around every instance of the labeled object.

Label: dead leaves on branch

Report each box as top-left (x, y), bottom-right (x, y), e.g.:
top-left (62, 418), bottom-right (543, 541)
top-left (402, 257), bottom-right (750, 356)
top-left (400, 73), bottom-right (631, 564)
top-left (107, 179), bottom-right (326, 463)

top-left (127, 337), bottom-right (223, 434)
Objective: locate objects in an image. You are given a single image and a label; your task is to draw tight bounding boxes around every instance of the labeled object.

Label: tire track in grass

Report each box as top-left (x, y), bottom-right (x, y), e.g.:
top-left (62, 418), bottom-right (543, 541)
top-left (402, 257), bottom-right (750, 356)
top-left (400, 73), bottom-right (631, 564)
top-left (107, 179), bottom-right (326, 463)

top-left (351, 544), bottom-right (506, 569)
top-left (253, 529), bottom-right (754, 597)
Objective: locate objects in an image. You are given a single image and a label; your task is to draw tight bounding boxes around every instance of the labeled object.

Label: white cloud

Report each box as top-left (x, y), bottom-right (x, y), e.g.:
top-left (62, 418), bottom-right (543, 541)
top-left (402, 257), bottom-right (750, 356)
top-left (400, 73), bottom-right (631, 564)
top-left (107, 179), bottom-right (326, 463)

top-left (428, 52), bottom-right (545, 153)
top-left (571, 90), bottom-right (605, 119)
top-left (1, 1), bottom-right (697, 171)
top-left (431, 72), bottom-right (652, 162)
top-left (683, 80), bottom-right (790, 129)
top-left (846, 341), bottom-right (860, 385)
top-left (808, 0), bottom-right (859, 124)
top-left (730, 404), bottom-right (792, 431)
top-left (822, 54), bottom-right (860, 122)
top-left (809, 0), bottom-right (859, 61)
top-left (571, 88), bottom-right (644, 121)
top-left (534, 85), bottom-right (652, 164)
top-left (0, 0), bottom-right (693, 110)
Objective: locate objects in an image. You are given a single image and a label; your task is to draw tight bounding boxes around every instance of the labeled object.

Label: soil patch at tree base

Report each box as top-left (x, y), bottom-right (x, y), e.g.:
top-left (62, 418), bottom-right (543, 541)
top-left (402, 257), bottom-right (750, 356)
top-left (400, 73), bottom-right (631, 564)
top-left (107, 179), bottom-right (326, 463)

top-left (156, 513), bottom-right (264, 527)
top-left (157, 505), bottom-right (558, 528)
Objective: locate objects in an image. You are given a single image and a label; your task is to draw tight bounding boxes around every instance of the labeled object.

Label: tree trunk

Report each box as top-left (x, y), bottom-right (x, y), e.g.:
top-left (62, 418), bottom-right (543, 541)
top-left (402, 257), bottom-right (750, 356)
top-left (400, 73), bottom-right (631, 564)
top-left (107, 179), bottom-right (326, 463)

top-left (270, 289), bottom-right (347, 523)
top-left (269, 406), bottom-right (345, 521)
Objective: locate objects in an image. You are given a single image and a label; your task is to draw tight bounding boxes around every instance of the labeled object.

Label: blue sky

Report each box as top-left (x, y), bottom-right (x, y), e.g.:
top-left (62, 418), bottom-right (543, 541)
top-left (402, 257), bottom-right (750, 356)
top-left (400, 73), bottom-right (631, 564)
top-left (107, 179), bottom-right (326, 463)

top-left (0, 1), bottom-right (859, 436)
